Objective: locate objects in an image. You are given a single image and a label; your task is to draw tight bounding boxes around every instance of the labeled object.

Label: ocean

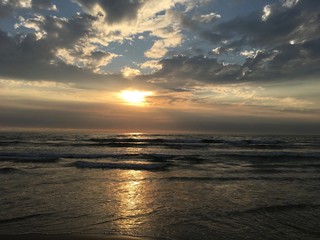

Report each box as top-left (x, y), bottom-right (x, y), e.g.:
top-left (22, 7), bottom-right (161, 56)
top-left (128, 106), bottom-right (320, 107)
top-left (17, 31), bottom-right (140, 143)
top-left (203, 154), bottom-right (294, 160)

top-left (0, 132), bottom-right (319, 240)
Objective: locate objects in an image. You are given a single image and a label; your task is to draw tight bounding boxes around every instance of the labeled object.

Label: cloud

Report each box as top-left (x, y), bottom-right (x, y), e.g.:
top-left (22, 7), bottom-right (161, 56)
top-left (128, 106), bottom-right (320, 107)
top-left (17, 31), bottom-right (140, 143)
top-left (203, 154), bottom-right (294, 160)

top-left (0, 0), bottom-right (29, 18)
top-left (0, 1), bottom-right (196, 89)
top-left (0, 0), bottom-right (56, 18)
top-left (1, 0), bottom-right (319, 91)
top-left (240, 50), bottom-right (261, 58)
top-left (143, 9), bottom-right (184, 59)
top-left (0, 12), bottom-right (129, 88)
top-left (215, 0), bottom-right (320, 48)
top-left (193, 12), bottom-right (221, 23)
top-left (75, 0), bottom-right (187, 58)
top-left (0, 97), bottom-right (177, 131)
top-left (140, 60), bottom-right (162, 71)
top-left (144, 33), bottom-right (320, 87)
top-left (2, 94), bottom-right (319, 134)
top-left (74, 0), bottom-right (144, 24)
top-left (241, 38), bottom-right (320, 81)
top-left (141, 0), bottom-right (320, 86)
top-left (150, 55), bottom-right (241, 84)
top-left (31, 0), bottom-right (57, 11)
top-left (56, 49), bottom-right (118, 73)
top-left (261, 5), bottom-right (271, 22)
top-left (121, 67), bottom-right (141, 79)
top-left (180, 10), bottom-right (223, 43)
top-left (282, 0), bottom-right (300, 8)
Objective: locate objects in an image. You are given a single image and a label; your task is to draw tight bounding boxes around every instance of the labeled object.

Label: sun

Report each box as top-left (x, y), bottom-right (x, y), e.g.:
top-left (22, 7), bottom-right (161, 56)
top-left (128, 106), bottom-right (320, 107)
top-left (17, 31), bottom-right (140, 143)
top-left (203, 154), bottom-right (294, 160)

top-left (120, 90), bottom-right (153, 106)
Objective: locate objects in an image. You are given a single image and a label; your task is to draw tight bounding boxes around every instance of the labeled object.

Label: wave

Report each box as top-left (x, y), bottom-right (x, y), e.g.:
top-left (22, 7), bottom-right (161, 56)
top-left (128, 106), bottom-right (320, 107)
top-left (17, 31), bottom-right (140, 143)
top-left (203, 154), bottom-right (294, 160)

top-left (1, 149), bottom-right (319, 166)
top-left (0, 141), bottom-right (29, 146)
top-left (246, 163), bottom-right (320, 169)
top-left (0, 167), bottom-right (23, 174)
top-left (200, 204), bottom-right (320, 222)
top-left (89, 138), bottom-right (165, 143)
top-left (0, 213), bottom-right (53, 224)
top-left (227, 204), bottom-right (320, 217)
top-left (0, 152), bottom-right (184, 163)
top-left (220, 152), bottom-right (320, 161)
top-left (66, 142), bottom-right (209, 149)
top-left (1, 135), bottom-right (319, 154)
top-left (162, 176), bottom-right (320, 182)
top-left (73, 161), bottom-right (169, 170)
top-left (0, 153), bottom-right (137, 161)
top-left (83, 138), bottom-right (289, 149)
top-left (0, 156), bottom-right (60, 163)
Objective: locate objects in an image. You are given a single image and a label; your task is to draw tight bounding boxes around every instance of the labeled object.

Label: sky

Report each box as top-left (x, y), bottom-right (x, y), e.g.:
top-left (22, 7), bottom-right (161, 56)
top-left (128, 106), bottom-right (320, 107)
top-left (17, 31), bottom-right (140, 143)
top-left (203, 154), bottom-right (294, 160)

top-left (0, 0), bottom-right (319, 134)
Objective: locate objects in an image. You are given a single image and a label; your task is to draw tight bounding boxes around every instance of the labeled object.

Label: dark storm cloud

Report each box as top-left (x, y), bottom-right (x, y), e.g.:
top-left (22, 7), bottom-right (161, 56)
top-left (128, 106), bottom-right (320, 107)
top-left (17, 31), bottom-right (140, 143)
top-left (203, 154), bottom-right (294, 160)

top-left (75, 0), bottom-right (144, 23)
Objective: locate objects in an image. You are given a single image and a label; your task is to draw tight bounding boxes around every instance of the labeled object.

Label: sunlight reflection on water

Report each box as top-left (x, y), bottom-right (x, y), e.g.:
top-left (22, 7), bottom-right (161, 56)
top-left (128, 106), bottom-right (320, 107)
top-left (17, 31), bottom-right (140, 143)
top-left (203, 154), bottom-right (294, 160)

top-left (111, 170), bottom-right (154, 235)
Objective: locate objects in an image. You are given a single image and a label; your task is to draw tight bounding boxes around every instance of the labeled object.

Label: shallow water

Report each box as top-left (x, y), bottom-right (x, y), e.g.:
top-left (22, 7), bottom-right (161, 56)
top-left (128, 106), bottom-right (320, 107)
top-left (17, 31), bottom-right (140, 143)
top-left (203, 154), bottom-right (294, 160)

top-left (0, 132), bottom-right (319, 239)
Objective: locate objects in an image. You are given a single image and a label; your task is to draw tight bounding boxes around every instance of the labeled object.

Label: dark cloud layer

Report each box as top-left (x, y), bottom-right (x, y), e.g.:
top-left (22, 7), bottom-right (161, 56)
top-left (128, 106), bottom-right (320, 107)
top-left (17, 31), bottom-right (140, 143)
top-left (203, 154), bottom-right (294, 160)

top-left (179, 0), bottom-right (320, 62)
top-left (152, 55), bottom-right (240, 83)
top-left (148, 35), bottom-right (320, 84)
top-left (242, 38), bottom-right (320, 81)
top-left (180, 11), bottom-right (223, 44)
top-left (75, 0), bottom-right (144, 23)
top-left (0, 13), bottom-right (122, 86)
top-left (209, 0), bottom-right (320, 48)
top-left (148, 0), bottom-right (320, 85)
top-left (1, 98), bottom-right (319, 134)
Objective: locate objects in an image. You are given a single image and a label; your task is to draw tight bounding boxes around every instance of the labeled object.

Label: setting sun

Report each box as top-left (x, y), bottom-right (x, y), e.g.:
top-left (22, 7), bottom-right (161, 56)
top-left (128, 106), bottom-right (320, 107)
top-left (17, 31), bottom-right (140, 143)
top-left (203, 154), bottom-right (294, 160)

top-left (120, 90), bottom-right (153, 106)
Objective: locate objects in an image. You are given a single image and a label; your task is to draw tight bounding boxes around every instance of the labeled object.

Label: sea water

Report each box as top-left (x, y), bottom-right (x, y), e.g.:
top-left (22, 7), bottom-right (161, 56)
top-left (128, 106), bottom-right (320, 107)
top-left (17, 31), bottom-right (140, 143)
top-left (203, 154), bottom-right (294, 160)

top-left (0, 132), bottom-right (319, 239)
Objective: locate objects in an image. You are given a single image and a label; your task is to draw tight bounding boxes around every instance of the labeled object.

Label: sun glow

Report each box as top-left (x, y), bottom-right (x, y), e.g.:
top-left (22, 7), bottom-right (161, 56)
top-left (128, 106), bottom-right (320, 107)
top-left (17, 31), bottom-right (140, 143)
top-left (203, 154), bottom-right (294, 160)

top-left (120, 90), bottom-right (153, 106)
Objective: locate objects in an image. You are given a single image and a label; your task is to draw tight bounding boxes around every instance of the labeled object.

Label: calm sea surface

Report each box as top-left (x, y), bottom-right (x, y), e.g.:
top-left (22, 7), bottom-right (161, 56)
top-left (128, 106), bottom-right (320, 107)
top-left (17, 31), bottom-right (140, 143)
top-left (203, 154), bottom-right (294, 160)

top-left (0, 132), bottom-right (319, 239)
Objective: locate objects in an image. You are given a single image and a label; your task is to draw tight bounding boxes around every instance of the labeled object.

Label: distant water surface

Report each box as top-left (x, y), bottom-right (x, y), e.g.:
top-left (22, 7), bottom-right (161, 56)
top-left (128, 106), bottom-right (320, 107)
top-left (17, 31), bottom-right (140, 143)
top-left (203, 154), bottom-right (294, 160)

top-left (0, 132), bottom-right (319, 239)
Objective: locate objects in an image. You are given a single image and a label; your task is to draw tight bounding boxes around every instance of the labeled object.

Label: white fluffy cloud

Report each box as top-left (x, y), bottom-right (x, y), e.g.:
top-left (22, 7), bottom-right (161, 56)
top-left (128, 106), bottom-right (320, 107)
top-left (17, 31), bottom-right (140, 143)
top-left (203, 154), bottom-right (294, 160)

top-left (195, 12), bottom-right (221, 23)
top-left (261, 5), bottom-right (271, 21)
top-left (75, 0), bottom-right (189, 59)
top-left (121, 67), bottom-right (141, 79)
